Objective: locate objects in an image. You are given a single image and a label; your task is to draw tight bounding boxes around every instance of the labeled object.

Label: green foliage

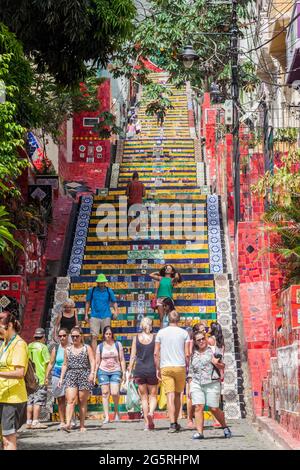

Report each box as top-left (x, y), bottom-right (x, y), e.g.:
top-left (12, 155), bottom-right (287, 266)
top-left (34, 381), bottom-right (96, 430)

top-left (112, 0), bottom-right (251, 93)
top-left (0, 0), bottom-right (136, 85)
top-left (253, 151), bottom-right (300, 288)
top-left (93, 111), bottom-right (124, 139)
top-left (251, 151), bottom-right (300, 207)
top-left (0, 205), bottom-right (23, 254)
top-left (273, 128), bottom-right (298, 144)
top-left (0, 52), bottom-right (27, 199)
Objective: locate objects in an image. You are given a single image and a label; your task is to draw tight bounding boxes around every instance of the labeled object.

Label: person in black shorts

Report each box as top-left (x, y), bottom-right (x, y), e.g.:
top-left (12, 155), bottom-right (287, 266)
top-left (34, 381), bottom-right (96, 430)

top-left (127, 317), bottom-right (158, 431)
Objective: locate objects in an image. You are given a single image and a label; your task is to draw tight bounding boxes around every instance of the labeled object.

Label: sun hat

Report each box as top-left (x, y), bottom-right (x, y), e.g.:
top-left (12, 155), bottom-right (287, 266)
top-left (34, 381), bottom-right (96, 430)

top-left (96, 274), bottom-right (108, 283)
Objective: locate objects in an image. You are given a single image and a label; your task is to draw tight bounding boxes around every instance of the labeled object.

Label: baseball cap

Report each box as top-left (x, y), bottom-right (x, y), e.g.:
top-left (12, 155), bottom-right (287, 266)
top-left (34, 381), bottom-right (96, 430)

top-left (34, 327), bottom-right (45, 338)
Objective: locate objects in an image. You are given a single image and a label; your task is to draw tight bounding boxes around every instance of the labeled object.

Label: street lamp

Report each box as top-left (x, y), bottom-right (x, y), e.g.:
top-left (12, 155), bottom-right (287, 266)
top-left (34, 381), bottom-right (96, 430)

top-left (178, 45), bottom-right (199, 69)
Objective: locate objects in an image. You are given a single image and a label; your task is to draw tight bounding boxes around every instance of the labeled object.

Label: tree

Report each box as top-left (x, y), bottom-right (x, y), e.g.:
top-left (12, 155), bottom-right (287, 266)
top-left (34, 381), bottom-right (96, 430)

top-left (0, 52), bottom-right (27, 199)
top-left (252, 151), bottom-right (300, 288)
top-left (0, 206), bottom-right (23, 255)
top-left (112, 0), bottom-right (251, 93)
top-left (0, 0), bottom-right (136, 85)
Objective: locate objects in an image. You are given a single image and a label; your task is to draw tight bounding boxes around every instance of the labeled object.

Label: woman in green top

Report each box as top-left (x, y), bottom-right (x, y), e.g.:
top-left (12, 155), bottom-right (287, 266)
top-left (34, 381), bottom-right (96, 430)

top-left (150, 265), bottom-right (182, 326)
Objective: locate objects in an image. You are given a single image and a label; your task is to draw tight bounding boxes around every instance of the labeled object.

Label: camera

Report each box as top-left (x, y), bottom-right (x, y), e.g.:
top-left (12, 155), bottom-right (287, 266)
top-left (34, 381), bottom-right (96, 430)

top-left (214, 353), bottom-right (223, 361)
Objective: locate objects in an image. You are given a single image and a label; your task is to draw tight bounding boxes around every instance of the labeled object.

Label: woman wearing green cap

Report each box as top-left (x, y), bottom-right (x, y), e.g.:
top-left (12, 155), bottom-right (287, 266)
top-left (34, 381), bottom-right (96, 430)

top-left (85, 274), bottom-right (118, 354)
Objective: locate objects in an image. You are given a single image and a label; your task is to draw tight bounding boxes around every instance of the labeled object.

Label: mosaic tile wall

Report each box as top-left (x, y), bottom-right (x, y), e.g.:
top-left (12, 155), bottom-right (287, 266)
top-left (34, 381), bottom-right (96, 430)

top-left (67, 195), bottom-right (93, 277)
top-left (207, 194), bottom-right (223, 274)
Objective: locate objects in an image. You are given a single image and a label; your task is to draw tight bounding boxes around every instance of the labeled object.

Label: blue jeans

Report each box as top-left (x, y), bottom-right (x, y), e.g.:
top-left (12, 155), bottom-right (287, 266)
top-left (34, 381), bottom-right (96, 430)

top-left (97, 370), bottom-right (122, 386)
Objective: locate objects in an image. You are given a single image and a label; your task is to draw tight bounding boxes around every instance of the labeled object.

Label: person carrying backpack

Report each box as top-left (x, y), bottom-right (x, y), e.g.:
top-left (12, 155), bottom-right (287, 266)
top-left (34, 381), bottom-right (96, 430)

top-left (85, 274), bottom-right (119, 354)
top-left (0, 311), bottom-right (28, 451)
top-left (94, 326), bottom-right (126, 424)
top-left (26, 328), bottom-right (50, 430)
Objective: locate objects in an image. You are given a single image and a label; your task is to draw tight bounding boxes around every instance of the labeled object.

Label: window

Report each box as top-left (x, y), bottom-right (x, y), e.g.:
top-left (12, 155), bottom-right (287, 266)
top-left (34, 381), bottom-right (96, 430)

top-left (83, 117), bottom-right (99, 127)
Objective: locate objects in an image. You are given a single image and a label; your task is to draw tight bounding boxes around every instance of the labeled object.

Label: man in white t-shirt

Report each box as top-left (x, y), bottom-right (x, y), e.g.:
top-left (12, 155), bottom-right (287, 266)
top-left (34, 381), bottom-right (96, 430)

top-left (154, 310), bottom-right (190, 433)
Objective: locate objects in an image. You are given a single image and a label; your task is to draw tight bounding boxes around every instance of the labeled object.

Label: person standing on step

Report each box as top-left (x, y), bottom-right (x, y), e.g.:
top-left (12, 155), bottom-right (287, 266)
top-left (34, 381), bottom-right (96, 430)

top-left (150, 265), bottom-right (182, 327)
top-left (126, 171), bottom-right (146, 230)
top-left (85, 274), bottom-right (118, 354)
top-left (187, 330), bottom-right (231, 440)
top-left (58, 326), bottom-right (95, 433)
top-left (0, 312), bottom-right (28, 451)
top-left (26, 328), bottom-right (50, 430)
top-left (45, 328), bottom-right (71, 430)
top-left (127, 317), bottom-right (158, 431)
top-left (154, 309), bottom-right (190, 433)
top-left (94, 326), bottom-right (126, 424)
top-left (54, 299), bottom-right (79, 343)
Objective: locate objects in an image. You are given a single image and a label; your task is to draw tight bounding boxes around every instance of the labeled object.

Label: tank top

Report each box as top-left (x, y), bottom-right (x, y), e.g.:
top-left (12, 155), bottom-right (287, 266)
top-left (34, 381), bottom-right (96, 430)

top-left (134, 335), bottom-right (156, 378)
top-left (60, 314), bottom-right (76, 332)
top-left (99, 343), bottom-right (121, 373)
top-left (67, 345), bottom-right (90, 371)
top-left (157, 277), bottom-right (173, 299)
top-left (52, 345), bottom-right (65, 378)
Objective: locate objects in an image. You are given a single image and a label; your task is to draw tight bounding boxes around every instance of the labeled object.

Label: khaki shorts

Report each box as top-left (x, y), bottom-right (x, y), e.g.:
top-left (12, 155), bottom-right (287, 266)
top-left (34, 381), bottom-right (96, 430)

top-left (90, 317), bottom-right (111, 337)
top-left (161, 367), bottom-right (186, 394)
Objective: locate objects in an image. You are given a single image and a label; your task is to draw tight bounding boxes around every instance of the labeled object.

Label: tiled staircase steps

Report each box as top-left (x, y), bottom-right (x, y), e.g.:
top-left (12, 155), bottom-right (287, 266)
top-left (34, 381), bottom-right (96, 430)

top-left (47, 74), bottom-right (244, 422)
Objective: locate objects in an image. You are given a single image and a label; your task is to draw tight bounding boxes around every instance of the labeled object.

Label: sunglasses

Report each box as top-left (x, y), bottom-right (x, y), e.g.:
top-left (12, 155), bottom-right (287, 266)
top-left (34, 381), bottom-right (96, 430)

top-left (196, 337), bottom-right (206, 342)
top-left (58, 334), bottom-right (67, 338)
top-left (71, 335), bottom-right (80, 339)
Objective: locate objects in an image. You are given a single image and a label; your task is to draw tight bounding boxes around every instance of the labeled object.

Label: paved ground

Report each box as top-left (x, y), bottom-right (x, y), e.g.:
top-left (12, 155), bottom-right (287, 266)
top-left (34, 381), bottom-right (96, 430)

top-left (18, 419), bottom-right (281, 450)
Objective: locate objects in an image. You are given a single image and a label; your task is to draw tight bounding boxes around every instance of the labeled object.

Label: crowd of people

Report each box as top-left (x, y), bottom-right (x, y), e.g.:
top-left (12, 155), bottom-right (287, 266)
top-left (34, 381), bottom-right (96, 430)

top-left (0, 269), bottom-right (231, 450)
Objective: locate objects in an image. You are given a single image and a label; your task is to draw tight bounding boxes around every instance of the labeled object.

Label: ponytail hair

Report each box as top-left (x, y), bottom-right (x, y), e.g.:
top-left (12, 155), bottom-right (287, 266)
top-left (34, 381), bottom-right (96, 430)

top-left (0, 311), bottom-right (22, 334)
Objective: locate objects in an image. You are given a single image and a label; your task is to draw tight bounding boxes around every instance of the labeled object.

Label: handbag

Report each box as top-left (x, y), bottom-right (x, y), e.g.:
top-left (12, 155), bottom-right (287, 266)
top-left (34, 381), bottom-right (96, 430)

top-left (151, 296), bottom-right (158, 310)
top-left (25, 359), bottom-right (39, 395)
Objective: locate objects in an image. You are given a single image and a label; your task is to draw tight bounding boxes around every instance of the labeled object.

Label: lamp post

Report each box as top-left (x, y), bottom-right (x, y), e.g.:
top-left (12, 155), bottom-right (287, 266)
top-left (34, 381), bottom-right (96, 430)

top-left (179, 2), bottom-right (240, 236)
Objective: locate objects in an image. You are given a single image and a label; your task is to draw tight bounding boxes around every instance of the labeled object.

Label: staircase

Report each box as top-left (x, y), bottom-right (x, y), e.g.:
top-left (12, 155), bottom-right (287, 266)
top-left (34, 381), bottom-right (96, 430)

top-left (48, 73), bottom-right (245, 422)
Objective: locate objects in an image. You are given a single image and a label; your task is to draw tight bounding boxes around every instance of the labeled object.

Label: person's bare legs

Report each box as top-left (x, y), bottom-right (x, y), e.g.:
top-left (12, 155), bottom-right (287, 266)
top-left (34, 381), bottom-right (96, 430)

top-left (91, 335), bottom-right (98, 355)
top-left (174, 392), bottom-right (181, 423)
top-left (139, 384), bottom-right (149, 428)
top-left (157, 305), bottom-right (164, 326)
top-left (210, 407), bottom-right (227, 428)
top-left (2, 433), bottom-right (17, 450)
top-left (57, 396), bottom-right (66, 425)
top-left (178, 391), bottom-right (184, 419)
top-left (148, 384), bottom-right (158, 415)
top-left (78, 390), bottom-right (90, 431)
top-left (110, 383), bottom-right (120, 420)
top-left (166, 392), bottom-right (175, 424)
top-left (101, 384), bottom-right (110, 422)
top-left (194, 404), bottom-right (205, 434)
top-left (65, 387), bottom-right (77, 429)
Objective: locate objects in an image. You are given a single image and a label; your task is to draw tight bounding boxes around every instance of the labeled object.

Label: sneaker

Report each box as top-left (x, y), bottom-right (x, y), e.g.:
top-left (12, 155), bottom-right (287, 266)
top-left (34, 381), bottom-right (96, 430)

top-left (168, 423), bottom-right (177, 433)
top-left (192, 432), bottom-right (204, 440)
top-left (175, 423), bottom-right (181, 432)
top-left (31, 422), bottom-right (48, 430)
top-left (168, 423), bottom-right (181, 433)
top-left (114, 415), bottom-right (120, 422)
top-left (223, 427), bottom-right (232, 438)
top-left (102, 418), bottom-right (110, 425)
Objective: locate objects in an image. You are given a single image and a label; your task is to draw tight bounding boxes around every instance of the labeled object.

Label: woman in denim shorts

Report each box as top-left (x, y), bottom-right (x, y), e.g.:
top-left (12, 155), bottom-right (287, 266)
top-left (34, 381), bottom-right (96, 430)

top-left (187, 331), bottom-right (231, 440)
top-left (94, 326), bottom-right (126, 424)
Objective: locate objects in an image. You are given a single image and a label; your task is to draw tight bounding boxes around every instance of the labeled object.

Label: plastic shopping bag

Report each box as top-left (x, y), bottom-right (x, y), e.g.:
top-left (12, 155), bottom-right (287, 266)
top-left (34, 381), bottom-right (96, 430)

top-left (158, 383), bottom-right (167, 410)
top-left (126, 380), bottom-right (141, 412)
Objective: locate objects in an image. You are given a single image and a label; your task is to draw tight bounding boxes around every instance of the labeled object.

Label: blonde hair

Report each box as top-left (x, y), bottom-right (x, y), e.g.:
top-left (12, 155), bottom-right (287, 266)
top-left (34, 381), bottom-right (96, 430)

top-left (169, 309), bottom-right (180, 323)
top-left (140, 317), bottom-right (153, 334)
top-left (63, 298), bottom-right (75, 308)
